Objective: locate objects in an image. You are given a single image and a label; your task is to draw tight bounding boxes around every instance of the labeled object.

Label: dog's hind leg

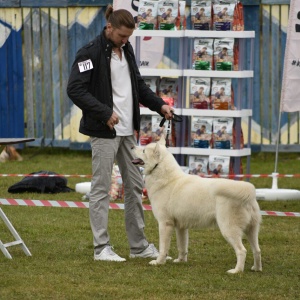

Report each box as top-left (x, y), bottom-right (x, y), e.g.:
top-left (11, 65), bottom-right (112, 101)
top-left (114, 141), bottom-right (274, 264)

top-left (219, 227), bottom-right (247, 274)
top-left (173, 227), bottom-right (188, 263)
top-left (246, 224), bottom-right (262, 272)
top-left (150, 221), bottom-right (174, 265)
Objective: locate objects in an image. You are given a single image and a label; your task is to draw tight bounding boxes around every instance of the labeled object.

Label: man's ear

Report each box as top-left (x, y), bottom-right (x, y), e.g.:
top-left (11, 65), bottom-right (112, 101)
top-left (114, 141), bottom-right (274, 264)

top-left (158, 134), bottom-right (166, 146)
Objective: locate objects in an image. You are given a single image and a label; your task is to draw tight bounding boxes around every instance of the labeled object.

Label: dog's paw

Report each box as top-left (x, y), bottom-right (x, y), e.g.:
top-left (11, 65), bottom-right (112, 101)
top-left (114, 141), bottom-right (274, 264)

top-left (166, 256), bottom-right (172, 260)
top-left (149, 259), bottom-right (158, 265)
top-left (227, 268), bottom-right (243, 274)
top-left (251, 266), bottom-right (262, 272)
top-left (173, 258), bottom-right (187, 263)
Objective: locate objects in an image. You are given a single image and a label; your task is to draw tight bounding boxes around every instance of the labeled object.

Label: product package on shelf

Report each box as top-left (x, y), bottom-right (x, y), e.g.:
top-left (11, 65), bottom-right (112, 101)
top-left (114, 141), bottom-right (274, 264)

top-left (188, 155), bottom-right (209, 176)
top-left (211, 78), bottom-right (233, 110)
top-left (212, 0), bottom-right (236, 31)
top-left (190, 77), bottom-right (211, 109)
top-left (208, 155), bottom-right (230, 176)
top-left (137, 0), bottom-right (159, 30)
top-left (191, 116), bottom-right (213, 148)
top-left (158, 77), bottom-right (178, 107)
top-left (213, 38), bottom-right (234, 71)
top-left (212, 117), bottom-right (233, 149)
top-left (191, 0), bottom-right (212, 30)
top-left (151, 115), bottom-right (176, 147)
top-left (144, 76), bottom-right (159, 94)
top-left (192, 38), bottom-right (213, 70)
top-left (140, 76), bottom-right (159, 107)
top-left (157, 0), bottom-right (179, 30)
top-left (139, 115), bottom-right (153, 146)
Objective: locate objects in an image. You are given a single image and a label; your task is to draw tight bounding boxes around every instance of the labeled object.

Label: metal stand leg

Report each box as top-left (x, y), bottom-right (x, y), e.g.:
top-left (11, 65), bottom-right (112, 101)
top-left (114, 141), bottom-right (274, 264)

top-left (0, 208), bottom-right (32, 259)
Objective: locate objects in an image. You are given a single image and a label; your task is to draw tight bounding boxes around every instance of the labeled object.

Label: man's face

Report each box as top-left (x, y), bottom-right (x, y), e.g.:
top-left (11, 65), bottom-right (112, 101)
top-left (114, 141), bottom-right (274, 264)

top-left (107, 23), bottom-right (134, 48)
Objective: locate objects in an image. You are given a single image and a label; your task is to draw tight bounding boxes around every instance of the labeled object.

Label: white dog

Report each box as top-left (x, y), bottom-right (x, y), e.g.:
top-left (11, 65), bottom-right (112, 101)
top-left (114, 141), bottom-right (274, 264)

top-left (132, 136), bottom-right (262, 273)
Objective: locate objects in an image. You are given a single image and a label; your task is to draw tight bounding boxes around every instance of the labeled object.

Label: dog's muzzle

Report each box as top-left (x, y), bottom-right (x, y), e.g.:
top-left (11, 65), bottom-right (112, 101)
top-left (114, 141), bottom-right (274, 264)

top-left (132, 158), bottom-right (145, 166)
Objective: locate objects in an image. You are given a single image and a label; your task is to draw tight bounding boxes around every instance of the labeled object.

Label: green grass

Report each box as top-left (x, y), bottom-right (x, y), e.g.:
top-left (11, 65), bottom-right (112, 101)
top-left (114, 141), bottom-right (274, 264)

top-left (0, 148), bottom-right (300, 299)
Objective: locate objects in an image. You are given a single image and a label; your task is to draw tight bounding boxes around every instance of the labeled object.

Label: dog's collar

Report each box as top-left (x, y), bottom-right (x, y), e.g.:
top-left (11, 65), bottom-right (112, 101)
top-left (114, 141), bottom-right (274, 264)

top-left (149, 163), bottom-right (158, 174)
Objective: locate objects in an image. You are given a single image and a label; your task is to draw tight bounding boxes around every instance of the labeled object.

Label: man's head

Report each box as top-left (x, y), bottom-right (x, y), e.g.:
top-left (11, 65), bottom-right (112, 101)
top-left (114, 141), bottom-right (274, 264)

top-left (105, 4), bottom-right (135, 48)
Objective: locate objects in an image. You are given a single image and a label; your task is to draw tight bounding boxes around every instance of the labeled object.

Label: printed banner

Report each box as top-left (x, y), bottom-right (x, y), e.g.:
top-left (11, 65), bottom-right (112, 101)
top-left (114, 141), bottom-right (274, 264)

top-left (113, 0), bottom-right (164, 68)
top-left (280, 0), bottom-right (300, 112)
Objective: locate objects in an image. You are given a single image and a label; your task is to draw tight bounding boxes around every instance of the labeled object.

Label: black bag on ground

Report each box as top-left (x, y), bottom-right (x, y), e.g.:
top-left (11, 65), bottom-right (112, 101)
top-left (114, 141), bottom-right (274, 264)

top-left (8, 170), bottom-right (74, 194)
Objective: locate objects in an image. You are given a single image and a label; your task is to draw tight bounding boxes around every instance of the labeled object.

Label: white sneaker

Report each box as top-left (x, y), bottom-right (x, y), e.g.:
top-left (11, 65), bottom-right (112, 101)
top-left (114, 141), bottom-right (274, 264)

top-left (129, 243), bottom-right (159, 259)
top-left (94, 246), bottom-right (126, 262)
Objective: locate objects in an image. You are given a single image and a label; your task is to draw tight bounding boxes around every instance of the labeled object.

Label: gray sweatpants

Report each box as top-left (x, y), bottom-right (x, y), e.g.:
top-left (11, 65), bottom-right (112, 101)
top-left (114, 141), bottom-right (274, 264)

top-left (89, 135), bottom-right (148, 254)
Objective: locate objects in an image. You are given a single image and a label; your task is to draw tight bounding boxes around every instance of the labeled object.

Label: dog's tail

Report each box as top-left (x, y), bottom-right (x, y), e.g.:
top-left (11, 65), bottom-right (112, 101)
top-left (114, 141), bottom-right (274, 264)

top-left (236, 183), bottom-right (262, 225)
top-left (0, 146), bottom-right (23, 162)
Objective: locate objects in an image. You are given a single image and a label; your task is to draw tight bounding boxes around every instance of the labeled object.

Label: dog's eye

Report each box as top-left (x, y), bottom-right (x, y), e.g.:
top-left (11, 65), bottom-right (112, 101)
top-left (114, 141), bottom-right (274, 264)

top-left (143, 149), bottom-right (145, 153)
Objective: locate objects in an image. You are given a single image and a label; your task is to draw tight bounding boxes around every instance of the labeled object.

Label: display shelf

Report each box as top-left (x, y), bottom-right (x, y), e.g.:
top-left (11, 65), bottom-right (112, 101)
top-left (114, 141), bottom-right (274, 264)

top-left (140, 107), bottom-right (181, 115)
top-left (167, 147), bottom-right (181, 155)
top-left (139, 68), bottom-right (182, 77)
top-left (141, 108), bottom-right (252, 118)
top-left (183, 70), bottom-right (253, 78)
top-left (133, 30), bottom-right (255, 39)
top-left (184, 30), bottom-right (255, 38)
top-left (135, 28), bottom-right (255, 173)
top-left (181, 109), bottom-right (252, 118)
top-left (139, 69), bottom-right (253, 78)
top-left (180, 148), bottom-right (251, 157)
top-left (133, 30), bottom-right (184, 38)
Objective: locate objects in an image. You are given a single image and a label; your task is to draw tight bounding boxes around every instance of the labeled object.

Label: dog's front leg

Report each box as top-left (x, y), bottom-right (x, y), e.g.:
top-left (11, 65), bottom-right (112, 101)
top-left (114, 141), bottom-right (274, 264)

top-left (149, 221), bottom-right (174, 265)
top-left (173, 227), bottom-right (188, 263)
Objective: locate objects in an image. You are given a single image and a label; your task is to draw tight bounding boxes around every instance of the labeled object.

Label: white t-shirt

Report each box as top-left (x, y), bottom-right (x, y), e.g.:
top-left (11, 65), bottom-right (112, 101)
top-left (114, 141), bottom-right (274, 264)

top-left (110, 48), bottom-right (134, 136)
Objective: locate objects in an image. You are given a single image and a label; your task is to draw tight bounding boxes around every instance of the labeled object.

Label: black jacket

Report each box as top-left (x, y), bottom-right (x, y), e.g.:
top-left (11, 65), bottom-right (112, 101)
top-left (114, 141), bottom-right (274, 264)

top-left (67, 28), bottom-right (166, 138)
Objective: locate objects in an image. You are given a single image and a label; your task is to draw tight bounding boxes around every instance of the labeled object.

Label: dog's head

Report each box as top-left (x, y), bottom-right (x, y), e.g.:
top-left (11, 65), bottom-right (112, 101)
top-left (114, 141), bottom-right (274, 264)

top-left (132, 135), bottom-right (167, 175)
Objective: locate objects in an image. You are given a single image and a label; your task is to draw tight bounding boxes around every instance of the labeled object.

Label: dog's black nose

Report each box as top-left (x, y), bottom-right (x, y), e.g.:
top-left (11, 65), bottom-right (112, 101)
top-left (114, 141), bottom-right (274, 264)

top-left (131, 145), bottom-right (135, 149)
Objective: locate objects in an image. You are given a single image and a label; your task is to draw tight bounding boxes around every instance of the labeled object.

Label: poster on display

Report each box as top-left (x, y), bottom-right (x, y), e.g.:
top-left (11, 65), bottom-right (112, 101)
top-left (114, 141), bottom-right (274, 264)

top-left (113, 0), bottom-right (165, 68)
top-left (281, 0), bottom-right (300, 112)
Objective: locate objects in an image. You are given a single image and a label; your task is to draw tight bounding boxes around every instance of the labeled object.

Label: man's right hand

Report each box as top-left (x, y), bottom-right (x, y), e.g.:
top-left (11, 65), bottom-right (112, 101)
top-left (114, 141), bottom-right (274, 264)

top-left (106, 111), bottom-right (119, 130)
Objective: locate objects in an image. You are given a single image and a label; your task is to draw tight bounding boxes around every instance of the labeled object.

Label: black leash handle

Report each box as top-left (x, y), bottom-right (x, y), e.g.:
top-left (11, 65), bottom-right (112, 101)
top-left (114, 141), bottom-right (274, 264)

top-left (159, 113), bottom-right (183, 148)
top-left (159, 112), bottom-right (183, 127)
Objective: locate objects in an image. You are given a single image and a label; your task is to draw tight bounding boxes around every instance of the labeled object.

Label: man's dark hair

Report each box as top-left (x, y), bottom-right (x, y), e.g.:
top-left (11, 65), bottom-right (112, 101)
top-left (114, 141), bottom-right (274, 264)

top-left (105, 4), bottom-right (135, 29)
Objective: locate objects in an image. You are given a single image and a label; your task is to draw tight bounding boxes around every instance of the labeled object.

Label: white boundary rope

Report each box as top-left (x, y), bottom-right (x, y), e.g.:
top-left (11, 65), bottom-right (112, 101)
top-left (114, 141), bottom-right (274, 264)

top-left (1, 173), bottom-right (300, 178)
top-left (0, 198), bottom-right (299, 217)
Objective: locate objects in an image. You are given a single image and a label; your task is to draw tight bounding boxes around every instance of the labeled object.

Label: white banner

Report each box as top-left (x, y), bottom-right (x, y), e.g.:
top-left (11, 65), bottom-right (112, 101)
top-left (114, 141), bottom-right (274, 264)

top-left (113, 0), bottom-right (164, 68)
top-left (280, 0), bottom-right (300, 112)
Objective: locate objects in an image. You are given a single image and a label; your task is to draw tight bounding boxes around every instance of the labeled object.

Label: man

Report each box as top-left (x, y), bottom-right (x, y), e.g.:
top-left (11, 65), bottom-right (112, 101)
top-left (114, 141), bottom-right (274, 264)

top-left (67, 5), bottom-right (173, 262)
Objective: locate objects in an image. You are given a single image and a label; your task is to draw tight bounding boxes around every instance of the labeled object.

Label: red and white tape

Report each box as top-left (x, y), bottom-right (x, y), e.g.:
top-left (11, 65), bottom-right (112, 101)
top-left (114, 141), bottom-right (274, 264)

top-left (1, 173), bottom-right (300, 178)
top-left (0, 198), bottom-right (299, 217)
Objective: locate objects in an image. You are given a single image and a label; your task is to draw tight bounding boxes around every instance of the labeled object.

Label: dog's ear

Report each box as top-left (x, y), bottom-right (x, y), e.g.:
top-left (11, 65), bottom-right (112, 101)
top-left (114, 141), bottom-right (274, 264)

top-left (154, 142), bottom-right (161, 160)
top-left (158, 134), bottom-right (166, 146)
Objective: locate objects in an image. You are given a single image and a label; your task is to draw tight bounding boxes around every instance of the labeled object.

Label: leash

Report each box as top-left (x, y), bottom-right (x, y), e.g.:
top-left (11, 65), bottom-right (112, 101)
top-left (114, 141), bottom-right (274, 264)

top-left (159, 112), bottom-right (183, 148)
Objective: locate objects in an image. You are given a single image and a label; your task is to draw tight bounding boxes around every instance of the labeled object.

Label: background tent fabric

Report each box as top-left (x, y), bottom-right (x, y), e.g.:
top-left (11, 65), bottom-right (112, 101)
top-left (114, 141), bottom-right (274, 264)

top-left (280, 0), bottom-right (300, 113)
